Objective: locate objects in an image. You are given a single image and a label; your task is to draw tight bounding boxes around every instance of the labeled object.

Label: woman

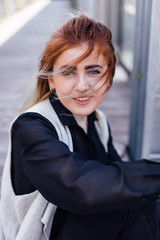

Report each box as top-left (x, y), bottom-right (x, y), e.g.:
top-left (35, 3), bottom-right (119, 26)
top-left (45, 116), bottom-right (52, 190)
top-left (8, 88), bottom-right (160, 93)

top-left (0, 14), bottom-right (160, 240)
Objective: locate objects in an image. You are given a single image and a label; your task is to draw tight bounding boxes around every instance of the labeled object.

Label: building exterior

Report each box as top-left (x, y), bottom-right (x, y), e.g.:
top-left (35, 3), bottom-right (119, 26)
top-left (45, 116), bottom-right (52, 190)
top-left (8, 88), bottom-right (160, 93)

top-left (74, 0), bottom-right (160, 161)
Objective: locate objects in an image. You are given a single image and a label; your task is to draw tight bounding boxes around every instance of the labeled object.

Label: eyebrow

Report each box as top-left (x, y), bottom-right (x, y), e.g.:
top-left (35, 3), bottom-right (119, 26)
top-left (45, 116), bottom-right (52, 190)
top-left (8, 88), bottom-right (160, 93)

top-left (85, 64), bottom-right (103, 70)
top-left (59, 64), bottom-right (103, 70)
top-left (59, 65), bottom-right (71, 69)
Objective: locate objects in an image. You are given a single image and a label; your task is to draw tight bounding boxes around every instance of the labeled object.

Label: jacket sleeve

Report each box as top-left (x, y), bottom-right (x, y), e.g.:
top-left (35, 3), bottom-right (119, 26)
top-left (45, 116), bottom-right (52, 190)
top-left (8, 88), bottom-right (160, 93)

top-left (12, 113), bottom-right (160, 215)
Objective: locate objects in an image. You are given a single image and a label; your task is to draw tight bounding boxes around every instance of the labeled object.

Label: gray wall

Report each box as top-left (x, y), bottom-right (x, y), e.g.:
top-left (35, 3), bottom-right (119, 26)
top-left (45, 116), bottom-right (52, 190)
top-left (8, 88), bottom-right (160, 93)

top-left (129, 0), bottom-right (160, 161)
top-left (141, 0), bottom-right (160, 161)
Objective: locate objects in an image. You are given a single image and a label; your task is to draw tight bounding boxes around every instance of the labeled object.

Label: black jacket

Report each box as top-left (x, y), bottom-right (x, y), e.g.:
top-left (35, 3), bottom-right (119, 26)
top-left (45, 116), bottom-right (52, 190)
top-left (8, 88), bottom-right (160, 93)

top-left (11, 98), bottom-right (160, 216)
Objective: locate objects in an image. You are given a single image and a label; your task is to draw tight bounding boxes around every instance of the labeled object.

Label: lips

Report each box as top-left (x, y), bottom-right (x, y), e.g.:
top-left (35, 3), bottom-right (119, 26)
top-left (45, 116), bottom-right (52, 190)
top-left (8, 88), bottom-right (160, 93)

top-left (73, 96), bottom-right (92, 105)
top-left (76, 97), bottom-right (89, 101)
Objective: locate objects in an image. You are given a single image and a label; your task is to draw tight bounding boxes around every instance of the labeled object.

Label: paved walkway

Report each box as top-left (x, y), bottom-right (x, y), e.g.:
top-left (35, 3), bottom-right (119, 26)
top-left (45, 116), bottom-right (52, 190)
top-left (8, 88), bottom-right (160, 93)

top-left (0, 0), bottom-right (130, 187)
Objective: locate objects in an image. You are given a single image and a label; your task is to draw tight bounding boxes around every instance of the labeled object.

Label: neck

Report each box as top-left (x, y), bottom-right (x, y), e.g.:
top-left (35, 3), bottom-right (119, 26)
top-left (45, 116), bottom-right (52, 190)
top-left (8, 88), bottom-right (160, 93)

top-left (73, 115), bottom-right (88, 133)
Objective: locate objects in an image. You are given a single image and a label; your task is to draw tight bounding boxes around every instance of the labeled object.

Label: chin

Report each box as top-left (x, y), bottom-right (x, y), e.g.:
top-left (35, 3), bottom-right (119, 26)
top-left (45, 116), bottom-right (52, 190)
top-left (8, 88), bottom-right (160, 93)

top-left (72, 109), bottom-right (94, 116)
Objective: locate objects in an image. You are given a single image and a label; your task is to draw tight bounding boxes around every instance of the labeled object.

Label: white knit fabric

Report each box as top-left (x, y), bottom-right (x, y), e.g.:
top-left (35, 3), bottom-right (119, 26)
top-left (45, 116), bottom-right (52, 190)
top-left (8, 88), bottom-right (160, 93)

top-left (0, 98), bottom-right (109, 240)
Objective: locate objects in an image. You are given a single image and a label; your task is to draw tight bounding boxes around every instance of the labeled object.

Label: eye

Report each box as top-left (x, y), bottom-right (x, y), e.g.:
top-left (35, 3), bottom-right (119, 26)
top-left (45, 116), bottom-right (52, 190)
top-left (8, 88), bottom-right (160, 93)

top-left (88, 70), bottom-right (100, 75)
top-left (62, 71), bottom-right (75, 76)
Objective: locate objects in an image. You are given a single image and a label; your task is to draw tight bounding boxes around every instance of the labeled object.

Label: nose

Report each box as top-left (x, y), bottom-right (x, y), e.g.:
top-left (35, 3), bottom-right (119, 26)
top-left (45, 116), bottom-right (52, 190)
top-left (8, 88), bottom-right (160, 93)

top-left (75, 74), bottom-right (90, 92)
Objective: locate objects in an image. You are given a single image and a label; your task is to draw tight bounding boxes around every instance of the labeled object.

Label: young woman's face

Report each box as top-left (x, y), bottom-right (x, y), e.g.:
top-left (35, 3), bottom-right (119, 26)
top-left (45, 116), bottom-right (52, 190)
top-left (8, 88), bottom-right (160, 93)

top-left (49, 44), bottom-right (109, 117)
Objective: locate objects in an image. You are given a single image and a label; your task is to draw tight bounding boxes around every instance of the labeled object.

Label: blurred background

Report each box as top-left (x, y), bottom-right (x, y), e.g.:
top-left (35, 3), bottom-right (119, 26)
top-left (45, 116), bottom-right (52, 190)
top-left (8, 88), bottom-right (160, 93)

top-left (0, 0), bottom-right (160, 185)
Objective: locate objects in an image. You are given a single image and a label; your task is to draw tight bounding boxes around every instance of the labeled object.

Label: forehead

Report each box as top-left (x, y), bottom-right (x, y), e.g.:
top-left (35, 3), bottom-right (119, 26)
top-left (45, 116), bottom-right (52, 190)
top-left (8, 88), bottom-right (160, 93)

top-left (54, 45), bottom-right (106, 68)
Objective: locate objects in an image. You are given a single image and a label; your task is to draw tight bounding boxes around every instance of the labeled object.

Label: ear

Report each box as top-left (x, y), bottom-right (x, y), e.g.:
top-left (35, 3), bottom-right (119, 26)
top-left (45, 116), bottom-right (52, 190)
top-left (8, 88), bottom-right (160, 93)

top-left (48, 77), bottom-right (55, 91)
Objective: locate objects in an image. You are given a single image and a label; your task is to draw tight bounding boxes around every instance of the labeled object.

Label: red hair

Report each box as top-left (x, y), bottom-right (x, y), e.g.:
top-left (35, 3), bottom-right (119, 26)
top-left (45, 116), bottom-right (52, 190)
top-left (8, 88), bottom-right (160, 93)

top-left (25, 14), bottom-right (116, 109)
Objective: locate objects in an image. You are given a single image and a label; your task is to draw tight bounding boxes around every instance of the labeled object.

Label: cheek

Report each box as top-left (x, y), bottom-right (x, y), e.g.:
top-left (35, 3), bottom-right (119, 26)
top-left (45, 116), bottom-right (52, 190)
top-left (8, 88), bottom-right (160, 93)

top-left (93, 77), bottom-right (106, 91)
top-left (54, 79), bottom-right (75, 95)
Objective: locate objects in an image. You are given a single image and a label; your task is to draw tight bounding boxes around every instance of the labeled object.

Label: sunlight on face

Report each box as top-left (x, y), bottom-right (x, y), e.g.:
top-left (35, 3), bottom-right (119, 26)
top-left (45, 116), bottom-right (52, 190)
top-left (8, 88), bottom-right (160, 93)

top-left (49, 44), bottom-right (109, 117)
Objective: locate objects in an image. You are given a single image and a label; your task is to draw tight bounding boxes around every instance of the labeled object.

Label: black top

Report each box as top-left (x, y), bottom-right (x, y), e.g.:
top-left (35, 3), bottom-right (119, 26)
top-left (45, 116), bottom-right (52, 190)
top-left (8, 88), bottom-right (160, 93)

top-left (11, 95), bottom-right (160, 239)
top-left (11, 95), bottom-right (121, 239)
top-left (11, 96), bottom-right (121, 196)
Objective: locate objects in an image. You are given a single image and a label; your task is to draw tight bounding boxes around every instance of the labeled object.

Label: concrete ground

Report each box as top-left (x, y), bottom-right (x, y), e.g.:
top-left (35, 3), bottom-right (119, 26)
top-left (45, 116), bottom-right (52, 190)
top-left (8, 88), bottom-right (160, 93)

top-left (0, 0), bottom-right (130, 187)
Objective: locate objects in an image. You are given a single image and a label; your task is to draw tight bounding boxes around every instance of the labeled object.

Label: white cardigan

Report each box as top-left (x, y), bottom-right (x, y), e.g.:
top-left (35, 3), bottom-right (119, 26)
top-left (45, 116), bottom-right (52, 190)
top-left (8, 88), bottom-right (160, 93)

top-left (0, 98), bottom-right (109, 240)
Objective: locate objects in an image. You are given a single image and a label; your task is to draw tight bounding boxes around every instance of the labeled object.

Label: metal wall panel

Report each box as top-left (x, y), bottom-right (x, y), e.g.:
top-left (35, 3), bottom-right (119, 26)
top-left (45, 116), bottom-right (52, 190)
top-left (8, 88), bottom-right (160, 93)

top-left (142, 0), bottom-right (160, 161)
top-left (129, 0), bottom-right (160, 161)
